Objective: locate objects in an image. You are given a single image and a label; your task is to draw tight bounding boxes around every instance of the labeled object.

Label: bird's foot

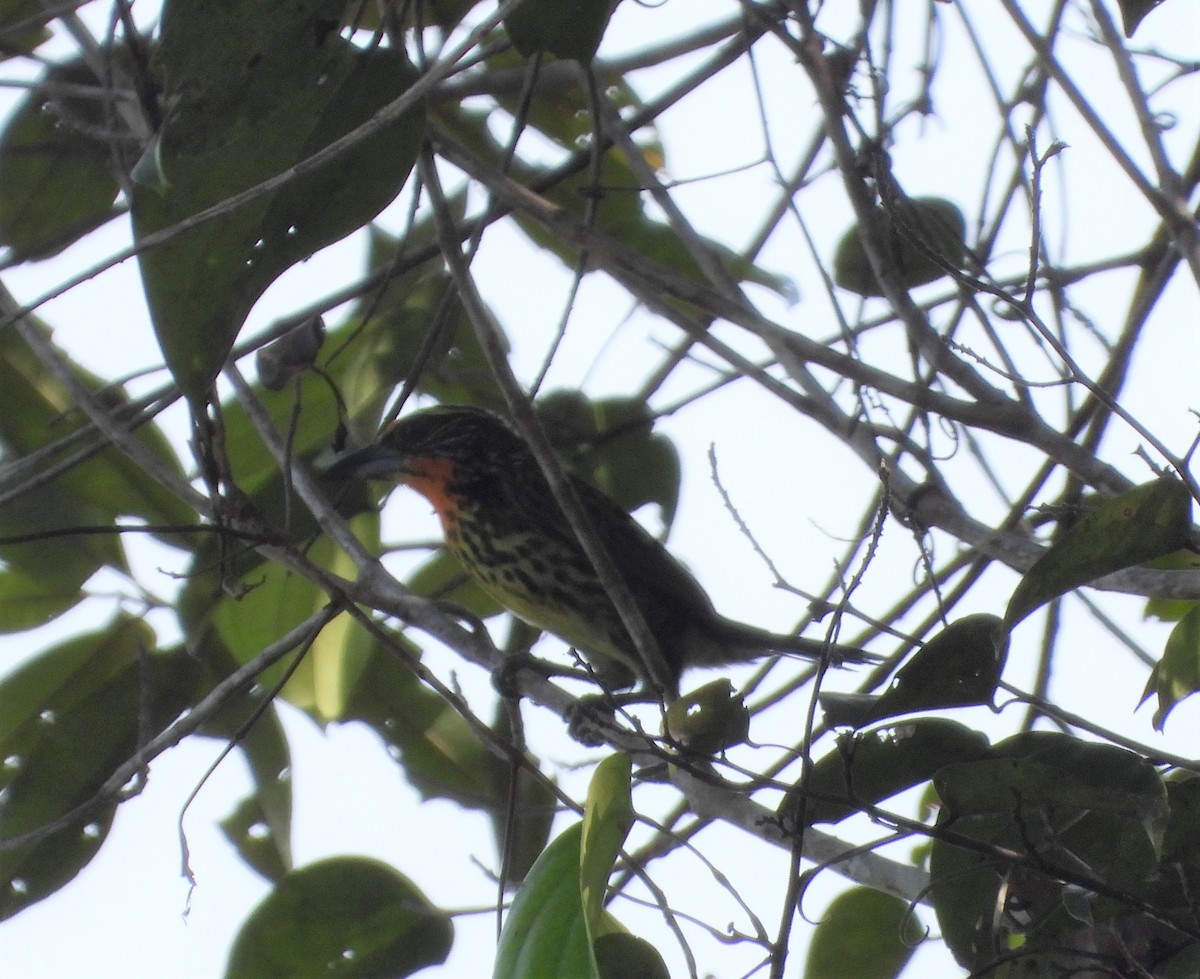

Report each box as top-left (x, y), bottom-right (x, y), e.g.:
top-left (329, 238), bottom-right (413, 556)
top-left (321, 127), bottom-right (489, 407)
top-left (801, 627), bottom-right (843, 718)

top-left (491, 650), bottom-right (573, 699)
top-left (566, 694), bottom-right (619, 746)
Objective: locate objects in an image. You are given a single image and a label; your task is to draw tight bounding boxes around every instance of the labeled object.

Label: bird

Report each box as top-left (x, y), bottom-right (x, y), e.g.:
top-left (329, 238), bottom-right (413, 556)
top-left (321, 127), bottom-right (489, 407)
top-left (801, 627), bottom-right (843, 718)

top-left (326, 404), bottom-right (873, 699)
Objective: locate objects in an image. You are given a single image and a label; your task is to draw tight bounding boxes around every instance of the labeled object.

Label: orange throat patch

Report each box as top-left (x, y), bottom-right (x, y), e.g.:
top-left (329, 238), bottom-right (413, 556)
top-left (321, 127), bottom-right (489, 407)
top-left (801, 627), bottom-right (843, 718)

top-left (399, 456), bottom-right (461, 533)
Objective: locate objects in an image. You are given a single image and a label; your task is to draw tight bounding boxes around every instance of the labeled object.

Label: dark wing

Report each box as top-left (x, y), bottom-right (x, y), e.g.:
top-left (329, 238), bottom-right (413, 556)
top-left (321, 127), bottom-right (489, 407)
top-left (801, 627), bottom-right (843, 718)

top-left (498, 457), bottom-right (718, 621)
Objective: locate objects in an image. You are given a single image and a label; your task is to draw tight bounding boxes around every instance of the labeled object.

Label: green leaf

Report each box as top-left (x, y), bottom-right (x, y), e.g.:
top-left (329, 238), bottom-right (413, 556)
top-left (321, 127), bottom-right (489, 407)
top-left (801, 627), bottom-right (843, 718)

top-left (580, 753), bottom-right (633, 938)
top-left (131, 2), bottom-right (426, 398)
top-left (220, 794), bottom-right (290, 883)
top-left (0, 321), bottom-right (194, 585)
top-left (927, 811), bottom-right (1011, 972)
top-left (821, 616), bottom-right (1007, 728)
top-left (1005, 478), bottom-right (1193, 627)
top-left (204, 547), bottom-right (335, 713)
top-left (931, 804), bottom-right (1159, 971)
top-left (834, 196), bottom-right (966, 297)
top-left (0, 619), bottom-right (199, 920)
top-left (805, 886), bottom-right (920, 979)
top-left (486, 47), bottom-right (658, 158)
top-left (195, 641), bottom-right (294, 884)
top-left (407, 549), bottom-right (507, 620)
top-left (0, 565), bottom-right (85, 633)
top-left (0, 2), bottom-right (74, 61)
top-left (939, 732), bottom-right (1167, 828)
top-left (504, 0), bottom-right (620, 62)
top-left (0, 329), bottom-right (120, 585)
top-left (494, 822), bottom-right (602, 979)
top-left (342, 634), bottom-right (499, 808)
top-left (536, 391), bottom-right (683, 528)
top-left (225, 857), bottom-right (453, 979)
top-left (930, 734), bottom-right (1167, 969)
top-left (847, 614), bottom-right (1009, 725)
top-left (664, 679), bottom-right (750, 754)
top-left (336, 264), bottom-right (507, 440)
top-left (593, 932), bottom-right (670, 979)
top-left (795, 718), bottom-right (991, 827)
top-left (440, 104), bottom-right (794, 303)
top-left (1162, 777), bottom-right (1200, 866)
top-left (0, 57), bottom-right (121, 260)
top-left (420, 0), bottom-right (483, 29)
top-left (1140, 604), bottom-right (1200, 730)
top-left (188, 526), bottom-right (400, 726)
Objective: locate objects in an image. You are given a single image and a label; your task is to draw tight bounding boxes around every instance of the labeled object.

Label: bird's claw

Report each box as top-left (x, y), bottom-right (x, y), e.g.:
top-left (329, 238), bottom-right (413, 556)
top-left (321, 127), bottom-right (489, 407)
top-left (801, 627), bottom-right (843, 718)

top-left (566, 694), bottom-right (618, 746)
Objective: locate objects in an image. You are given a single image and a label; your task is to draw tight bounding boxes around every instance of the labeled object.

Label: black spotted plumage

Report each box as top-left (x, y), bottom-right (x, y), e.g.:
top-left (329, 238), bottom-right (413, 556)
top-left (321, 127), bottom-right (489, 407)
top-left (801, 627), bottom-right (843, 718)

top-left (328, 405), bottom-right (874, 696)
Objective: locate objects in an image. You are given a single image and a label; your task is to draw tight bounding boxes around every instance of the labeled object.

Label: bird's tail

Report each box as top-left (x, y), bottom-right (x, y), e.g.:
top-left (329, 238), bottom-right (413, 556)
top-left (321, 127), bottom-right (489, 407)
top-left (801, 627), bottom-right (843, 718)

top-left (703, 617), bottom-right (881, 668)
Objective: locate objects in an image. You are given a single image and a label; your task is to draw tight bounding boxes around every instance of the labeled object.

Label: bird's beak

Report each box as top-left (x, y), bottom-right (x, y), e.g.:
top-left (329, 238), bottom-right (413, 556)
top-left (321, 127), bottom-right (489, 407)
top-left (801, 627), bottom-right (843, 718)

top-left (322, 443), bottom-right (411, 481)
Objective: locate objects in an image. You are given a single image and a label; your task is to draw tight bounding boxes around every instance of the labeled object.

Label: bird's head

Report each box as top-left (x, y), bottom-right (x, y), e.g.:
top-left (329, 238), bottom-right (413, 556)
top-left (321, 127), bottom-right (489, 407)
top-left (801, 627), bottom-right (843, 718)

top-left (325, 405), bottom-right (526, 489)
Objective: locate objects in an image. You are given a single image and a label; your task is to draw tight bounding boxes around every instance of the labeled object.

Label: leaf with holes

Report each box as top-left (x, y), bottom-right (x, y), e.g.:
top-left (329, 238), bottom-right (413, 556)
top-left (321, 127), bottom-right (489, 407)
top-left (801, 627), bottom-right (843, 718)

top-left (131, 1), bottom-right (425, 399)
top-left (1006, 478), bottom-right (1192, 627)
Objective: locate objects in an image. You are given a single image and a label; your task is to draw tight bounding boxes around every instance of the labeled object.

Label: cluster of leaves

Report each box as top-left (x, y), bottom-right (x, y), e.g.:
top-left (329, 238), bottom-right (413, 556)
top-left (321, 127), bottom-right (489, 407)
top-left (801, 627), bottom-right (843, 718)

top-left (0, 0), bottom-right (1197, 977)
top-left (0, 2), bottom-right (713, 973)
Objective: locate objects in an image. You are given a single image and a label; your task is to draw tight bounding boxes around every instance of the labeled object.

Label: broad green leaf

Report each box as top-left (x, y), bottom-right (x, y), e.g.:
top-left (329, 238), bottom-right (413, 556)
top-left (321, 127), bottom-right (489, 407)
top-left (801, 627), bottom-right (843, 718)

top-left (220, 794), bottom-right (290, 883)
top-left (195, 638), bottom-right (294, 883)
top-left (1141, 604), bottom-right (1200, 730)
top-left (0, 57), bottom-right (121, 260)
top-left (342, 633), bottom-right (498, 808)
top-left (926, 729), bottom-right (1171, 969)
top-left (504, 0), bottom-right (620, 62)
top-left (0, 484), bottom-right (121, 589)
top-left (1146, 778), bottom-right (1200, 914)
top-left (794, 718), bottom-right (990, 827)
top-left (805, 887), bottom-right (920, 979)
top-left (927, 811), bottom-right (1013, 972)
top-left (931, 805), bottom-right (1158, 971)
top-left (485, 46), bottom-right (659, 159)
top-left (664, 679), bottom-right (750, 754)
top-left (0, 327), bottom-right (122, 585)
top-left (834, 197), bottom-right (966, 297)
top-left (225, 857), bottom-right (452, 979)
top-left (346, 0), bottom-right (481, 31)
top-left (188, 531), bottom-right (371, 719)
top-left (206, 555), bottom-right (331, 711)
top-left (337, 224), bottom-right (506, 438)
top-left (0, 618), bottom-right (199, 920)
top-left (494, 822), bottom-right (601, 979)
top-left (0, 565), bottom-right (85, 633)
top-left (826, 615), bottom-right (1008, 726)
top-left (930, 733), bottom-right (1168, 969)
top-left (938, 733), bottom-right (1167, 831)
top-left (0, 321), bottom-right (194, 581)
top-left (224, 717), bottom-right (292, 878)
top-left (438, 104), bottom-right (794, 302)
top-left (220, 360), bottom-right (346, 496)
top-left (131, 0), bottom-right (426, 398)
top-left (537, 390), bottom-right (682, 527)
top-left (407, 549), bottom-right (507, 620)
top-left (1162, 777), bottom-right (1200, 866)
top-left (580, 753), bottom-right (633, 937)
top-left (1006, 478), bottom-right (1193, 627)
top-left (593, 932), bottom-right (670, 979)
top-left (0, 1), bottom-right (73, 58)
